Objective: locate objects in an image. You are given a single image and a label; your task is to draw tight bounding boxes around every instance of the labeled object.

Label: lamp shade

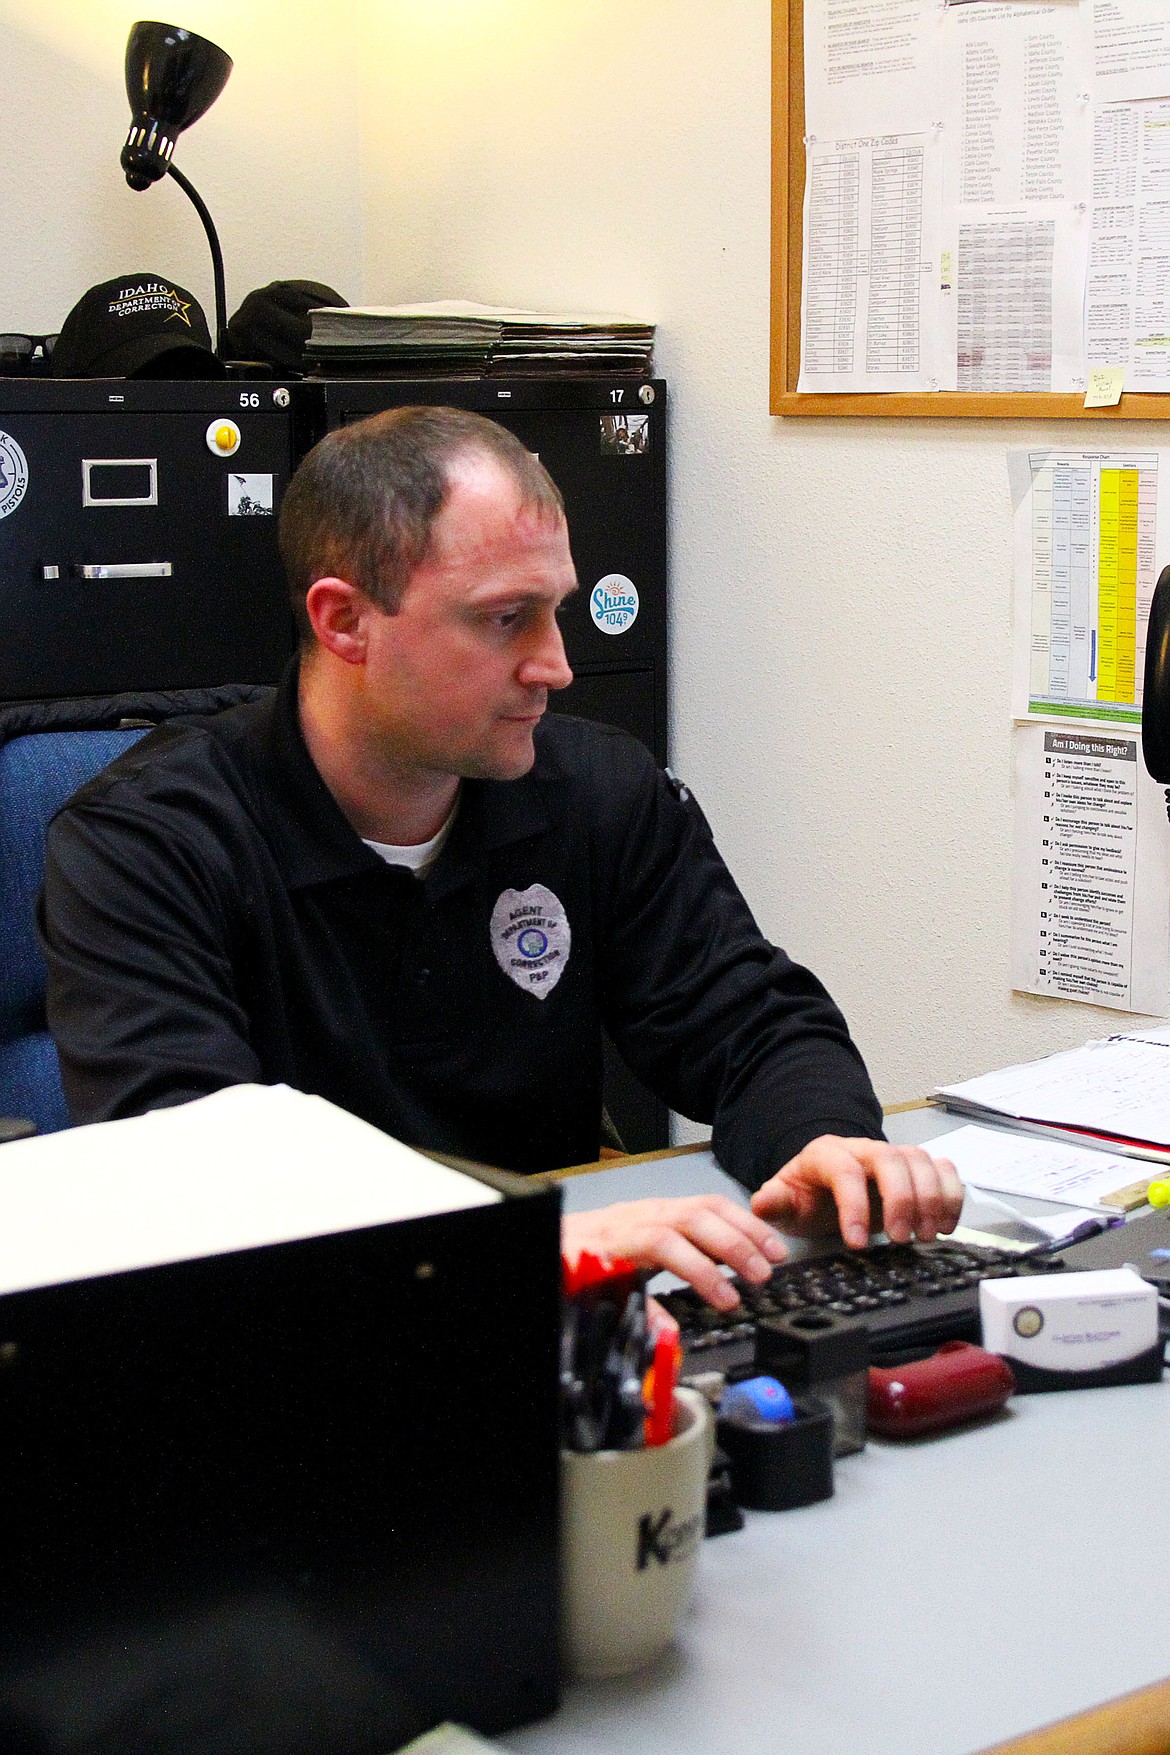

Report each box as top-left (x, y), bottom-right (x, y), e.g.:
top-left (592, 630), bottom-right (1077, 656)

top-left (121, 21), bottom-right (232, 190)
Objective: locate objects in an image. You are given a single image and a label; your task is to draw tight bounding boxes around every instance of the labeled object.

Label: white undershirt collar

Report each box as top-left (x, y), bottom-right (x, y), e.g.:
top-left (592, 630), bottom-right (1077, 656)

top-left (363, 797), bottom-right (460, 879)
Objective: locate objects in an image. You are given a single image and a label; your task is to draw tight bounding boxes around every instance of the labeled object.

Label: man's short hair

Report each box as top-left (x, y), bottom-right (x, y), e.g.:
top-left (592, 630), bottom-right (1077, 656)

top-left (278, 405), bottom-right (565, 643)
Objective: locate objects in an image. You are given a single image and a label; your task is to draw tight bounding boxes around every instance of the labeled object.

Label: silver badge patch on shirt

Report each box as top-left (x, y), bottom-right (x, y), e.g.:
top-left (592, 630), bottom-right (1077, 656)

top-left (490, 884), bottom-right (571, 999)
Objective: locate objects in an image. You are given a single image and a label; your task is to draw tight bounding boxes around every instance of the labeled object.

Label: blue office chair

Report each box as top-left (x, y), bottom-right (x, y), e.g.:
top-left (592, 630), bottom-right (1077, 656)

top-left (0, 685), bottom-right (272, 1135)
top-left (0, 725), bottom-right (150, 1134)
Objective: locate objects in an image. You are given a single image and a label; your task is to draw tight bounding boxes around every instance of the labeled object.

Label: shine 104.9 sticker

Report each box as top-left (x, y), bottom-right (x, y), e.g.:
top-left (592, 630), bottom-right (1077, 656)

top-left (0, 431), bottom-right (29, 519)
top-left (590, 573), bottom-right (639, 635)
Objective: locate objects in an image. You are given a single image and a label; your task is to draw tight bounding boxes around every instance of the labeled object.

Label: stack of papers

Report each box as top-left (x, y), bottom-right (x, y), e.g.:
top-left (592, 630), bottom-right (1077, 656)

top-left (921, 1122), bottom-right (1149, 1215)
top-left (935, 1026), bottom-right (1170, 1178)
top-left (305, 300), bottom-right (655, 379)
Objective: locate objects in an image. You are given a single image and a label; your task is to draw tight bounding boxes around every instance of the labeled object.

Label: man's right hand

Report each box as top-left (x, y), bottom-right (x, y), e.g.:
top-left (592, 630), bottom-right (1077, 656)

top-left (561, 1196), bottom-right (788, 1311)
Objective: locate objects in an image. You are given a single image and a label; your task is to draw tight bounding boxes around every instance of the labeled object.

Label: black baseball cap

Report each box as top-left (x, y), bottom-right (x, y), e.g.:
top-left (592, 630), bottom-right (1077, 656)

top-left (226, 279), bottom-right (347, 375)
top-left (53, 275), bottom-right (225, 378)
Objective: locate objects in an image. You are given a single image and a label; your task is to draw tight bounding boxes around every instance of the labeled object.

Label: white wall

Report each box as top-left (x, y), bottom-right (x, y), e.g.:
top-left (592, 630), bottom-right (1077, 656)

top-left (1, 0), bottom-right (1156, 1110)
top-left (353, 0), bottom-right (1163, 1108)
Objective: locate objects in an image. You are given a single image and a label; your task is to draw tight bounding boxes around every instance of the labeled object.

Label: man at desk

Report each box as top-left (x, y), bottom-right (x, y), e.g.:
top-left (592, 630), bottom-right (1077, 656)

top-left (39, 407), bottom-right (961, 1307)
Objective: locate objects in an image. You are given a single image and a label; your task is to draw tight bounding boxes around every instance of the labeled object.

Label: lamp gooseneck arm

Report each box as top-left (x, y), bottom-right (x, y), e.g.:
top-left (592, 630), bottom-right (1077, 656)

top-left (165, 161), bottom-right (228, 358)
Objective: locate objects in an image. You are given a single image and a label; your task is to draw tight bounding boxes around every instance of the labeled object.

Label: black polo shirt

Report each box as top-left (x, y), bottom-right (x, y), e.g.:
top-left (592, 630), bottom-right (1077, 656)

top-left (39, 665), bottom-right (883, 1183)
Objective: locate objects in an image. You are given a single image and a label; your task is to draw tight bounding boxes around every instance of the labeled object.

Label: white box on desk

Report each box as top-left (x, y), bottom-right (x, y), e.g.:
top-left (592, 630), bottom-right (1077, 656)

top-left (980, 1267), bottom-right (1160, 1389)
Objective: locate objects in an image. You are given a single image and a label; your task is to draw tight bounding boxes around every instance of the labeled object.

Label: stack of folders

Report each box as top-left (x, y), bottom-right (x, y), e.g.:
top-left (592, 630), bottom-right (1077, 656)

top-left (304, 300), bottom-right (656, 379)
top-left (935, 1024), bottom-right (1170, 1201)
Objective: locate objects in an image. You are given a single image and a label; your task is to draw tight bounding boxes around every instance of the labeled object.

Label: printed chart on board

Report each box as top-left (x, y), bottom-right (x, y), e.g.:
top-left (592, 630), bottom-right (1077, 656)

top-left (1008, 448), bottom-right (1170, 1014)
top-left (1009, 450), bottom-right (1167, 727)
top-left (797, 0), bottom-right (1170, 394)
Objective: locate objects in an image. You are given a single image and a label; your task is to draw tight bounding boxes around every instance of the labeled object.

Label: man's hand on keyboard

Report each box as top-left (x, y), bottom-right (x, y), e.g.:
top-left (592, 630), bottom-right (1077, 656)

top-left (750, 1136), bottom-right (963, 1249)
top-left (562, 1197), bottom-right (788, 1312)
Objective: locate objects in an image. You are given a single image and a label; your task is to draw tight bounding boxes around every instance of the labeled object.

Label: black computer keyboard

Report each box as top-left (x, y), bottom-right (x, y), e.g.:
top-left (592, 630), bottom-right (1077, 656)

top-left (657, 1240), bottom-right (1063, 1369)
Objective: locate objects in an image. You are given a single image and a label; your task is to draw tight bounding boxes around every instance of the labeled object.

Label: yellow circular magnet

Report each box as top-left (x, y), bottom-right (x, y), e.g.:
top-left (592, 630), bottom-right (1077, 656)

top-left (206, 418), bottom-right (241, 457)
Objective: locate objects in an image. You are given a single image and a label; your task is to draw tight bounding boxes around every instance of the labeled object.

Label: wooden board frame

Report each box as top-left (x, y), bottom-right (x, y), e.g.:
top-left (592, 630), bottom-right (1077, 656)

top-left (770, 0), bottom-right (1170, 419)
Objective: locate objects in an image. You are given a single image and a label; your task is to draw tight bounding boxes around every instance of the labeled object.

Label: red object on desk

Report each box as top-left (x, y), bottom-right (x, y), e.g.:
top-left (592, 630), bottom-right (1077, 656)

top-left (867, 1341), bottom-right (1015, 1438)
top-left (644, 1319), bottom-right (682, 1447)
top-left (561, 1250), bottom-right (639, 1298)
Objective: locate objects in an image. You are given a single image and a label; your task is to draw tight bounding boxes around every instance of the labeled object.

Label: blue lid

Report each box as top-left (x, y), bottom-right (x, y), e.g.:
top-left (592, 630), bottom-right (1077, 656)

top-left (720, 1375), bottom-right (796, 1426)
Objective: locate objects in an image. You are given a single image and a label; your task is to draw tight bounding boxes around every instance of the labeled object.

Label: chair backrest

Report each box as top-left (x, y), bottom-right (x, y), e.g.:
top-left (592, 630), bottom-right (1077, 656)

top-left (0, 684), bottom-right (273, 1138)
top-left (0, 728), bottom-right (148, 1134)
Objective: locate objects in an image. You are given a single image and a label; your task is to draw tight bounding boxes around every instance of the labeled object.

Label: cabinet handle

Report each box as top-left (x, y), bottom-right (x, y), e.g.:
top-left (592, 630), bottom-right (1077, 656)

top-left (64, 561), bottom-right (174, 580)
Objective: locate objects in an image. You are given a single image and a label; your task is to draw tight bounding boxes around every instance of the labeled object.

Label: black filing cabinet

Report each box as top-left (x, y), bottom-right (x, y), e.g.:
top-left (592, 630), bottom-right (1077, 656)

top-left (0, 379), bottom-right (301, 703)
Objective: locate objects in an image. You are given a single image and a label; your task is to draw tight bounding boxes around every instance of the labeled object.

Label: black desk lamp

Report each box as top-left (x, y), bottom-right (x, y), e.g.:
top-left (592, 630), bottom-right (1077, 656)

top-left (119, 21), bottom-right (233, 357)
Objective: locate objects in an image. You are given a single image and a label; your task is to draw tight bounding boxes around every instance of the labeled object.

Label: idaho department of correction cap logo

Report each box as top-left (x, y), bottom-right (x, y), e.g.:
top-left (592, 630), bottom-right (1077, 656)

top-left (108, 280), bottom-right (194, 327)
top-left (0, 432), bottom-right (28, 520)
top-left (590, 573), bottom-right (639, 635)
top-left (490, 884), bottom-right (571, 999)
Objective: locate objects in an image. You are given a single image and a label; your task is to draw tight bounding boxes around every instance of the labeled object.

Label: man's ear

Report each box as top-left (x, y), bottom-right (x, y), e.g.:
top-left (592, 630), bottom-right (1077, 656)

top-left (304, 577), bottom-right (370, 665)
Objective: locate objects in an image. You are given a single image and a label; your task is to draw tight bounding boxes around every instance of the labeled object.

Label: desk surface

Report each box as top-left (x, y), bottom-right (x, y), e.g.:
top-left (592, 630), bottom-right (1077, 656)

top-left (510, 1141), bottom-right (1170, 1755)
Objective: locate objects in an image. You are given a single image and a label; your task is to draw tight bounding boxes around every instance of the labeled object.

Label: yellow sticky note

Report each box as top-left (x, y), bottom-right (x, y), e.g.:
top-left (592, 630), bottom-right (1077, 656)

top-left (1084, 367), bottom-right (1125, 408)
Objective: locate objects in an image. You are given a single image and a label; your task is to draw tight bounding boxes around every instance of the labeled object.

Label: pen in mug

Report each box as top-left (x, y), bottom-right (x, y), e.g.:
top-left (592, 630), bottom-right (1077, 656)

top-left (561, 1251), bottom-right (653, 1453)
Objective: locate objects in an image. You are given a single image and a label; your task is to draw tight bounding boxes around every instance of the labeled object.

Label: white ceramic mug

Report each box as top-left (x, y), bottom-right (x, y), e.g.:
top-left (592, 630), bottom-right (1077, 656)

top-left (559, 1386), bottom-right (715, 1680)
